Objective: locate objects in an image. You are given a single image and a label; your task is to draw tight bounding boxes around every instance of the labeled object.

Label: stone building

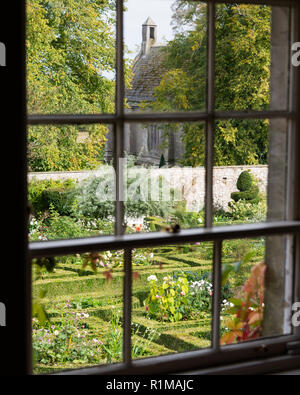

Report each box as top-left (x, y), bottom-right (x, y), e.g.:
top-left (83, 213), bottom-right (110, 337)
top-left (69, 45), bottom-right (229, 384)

top-left (105, 17), bottom-right (185, 166)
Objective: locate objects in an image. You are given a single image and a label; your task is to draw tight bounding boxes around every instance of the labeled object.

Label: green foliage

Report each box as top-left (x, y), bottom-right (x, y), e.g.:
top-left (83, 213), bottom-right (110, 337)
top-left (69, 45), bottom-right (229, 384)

top-left (26, 0), bottom-right (131, 171)
top-left (231, 184), bottom-right (259, 203)
top-left (28, 124), bottom-right (109, 172)
top-left (230, 170), bottom-right (260, 204)
top-left (29, 206), bottom-right (94, 241)
top-left (227, 199), bottom-right (267, 222)
top-left (237, 170), bottom-right (253, 192)
top-left (150, 2), bottom-right (270, 166)
top-left (32, 311), bottom-right (101, 365)
top-left (144, 274), bottom-right (190, 322)
top-left (28, 178), bottom-right (76, 216)
top-left (159, 154), bottom-right (166, 168)
top-left (41, 187), bottom-right (77, 217)
top-left (27, 0), bottom-right (116, 115)
top-left (76, 169), bottom-right (175, 220)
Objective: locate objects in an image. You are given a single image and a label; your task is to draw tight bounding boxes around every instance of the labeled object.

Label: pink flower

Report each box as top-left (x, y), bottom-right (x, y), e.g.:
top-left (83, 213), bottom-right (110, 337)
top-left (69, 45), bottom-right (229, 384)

top-left (155, 295), bottom-right (161, 299)
top-left (180, 291), bottom-right (185, 296)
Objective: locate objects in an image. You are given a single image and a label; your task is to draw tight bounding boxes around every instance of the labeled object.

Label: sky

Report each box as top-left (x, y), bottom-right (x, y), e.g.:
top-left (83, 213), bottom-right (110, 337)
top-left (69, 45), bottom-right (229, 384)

top-left (124, 0), bottom-right (175, 59)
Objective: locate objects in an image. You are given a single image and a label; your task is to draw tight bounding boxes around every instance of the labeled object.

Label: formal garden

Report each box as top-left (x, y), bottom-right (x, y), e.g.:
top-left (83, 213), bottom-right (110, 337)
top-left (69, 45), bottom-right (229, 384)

top-left (27, 0), bottom-right (272, 374)
top-left (29, 169), bottom-right (267, 373)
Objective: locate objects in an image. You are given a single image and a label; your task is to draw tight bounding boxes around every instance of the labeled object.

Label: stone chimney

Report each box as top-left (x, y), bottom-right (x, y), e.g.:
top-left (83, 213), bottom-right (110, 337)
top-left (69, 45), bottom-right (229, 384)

top-left (141, 17), bottom-right (157, 55)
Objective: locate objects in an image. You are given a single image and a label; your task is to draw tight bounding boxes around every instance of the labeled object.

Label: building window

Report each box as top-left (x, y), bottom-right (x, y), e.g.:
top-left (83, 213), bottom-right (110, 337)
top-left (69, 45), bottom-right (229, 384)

top-left (150, 26), bottom-right (155, 39)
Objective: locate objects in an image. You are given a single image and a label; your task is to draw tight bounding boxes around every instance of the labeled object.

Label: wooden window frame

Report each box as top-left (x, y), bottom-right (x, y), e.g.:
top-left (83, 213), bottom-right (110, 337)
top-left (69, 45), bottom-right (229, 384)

top-left (23, 0), bottom-right (300, 375)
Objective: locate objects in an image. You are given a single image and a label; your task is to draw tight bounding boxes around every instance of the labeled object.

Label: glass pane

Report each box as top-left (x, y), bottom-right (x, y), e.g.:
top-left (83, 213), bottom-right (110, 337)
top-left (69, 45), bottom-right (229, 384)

top-left (124, 0), bottom-right (206, 113)
top-left (215, 4), bottom-right (290, 112)
top-left (122, 122), bottom-right (205, 233)
top-left (26, 0), bottom-right (116, 114)
top-left (131, 242), bottom-right (213, 359)
top-left (32, 250), bottom-right (123, 374)
top-left (28, 124), bottom-right (115, 240)
top-left (213, 118), bottom-right (288, 225)
top-left (220, 235), bottom-right (293, 346)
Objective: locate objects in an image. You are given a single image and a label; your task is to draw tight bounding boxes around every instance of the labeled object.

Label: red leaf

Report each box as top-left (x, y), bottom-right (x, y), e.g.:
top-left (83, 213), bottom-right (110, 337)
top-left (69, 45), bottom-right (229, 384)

top-left (133, 271), bottom-right (140, 281)
top-left (103, 270), bottom-right (113, 282)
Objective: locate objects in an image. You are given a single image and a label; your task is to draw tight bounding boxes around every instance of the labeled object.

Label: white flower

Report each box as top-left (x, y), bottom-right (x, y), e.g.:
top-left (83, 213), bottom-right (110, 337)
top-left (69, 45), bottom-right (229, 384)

top-left (54, 330), bottom-right (59, 336)
top-left (147, 275), bottom-right (158, 282)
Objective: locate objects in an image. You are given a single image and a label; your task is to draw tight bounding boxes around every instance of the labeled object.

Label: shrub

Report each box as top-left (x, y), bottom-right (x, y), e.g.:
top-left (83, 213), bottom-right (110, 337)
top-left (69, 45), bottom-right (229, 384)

top-left (29, 207), bottom-right (95, 241)
top-left (227, 199), bottom-right (267, 222)
top-left (220, 261), bottom-right (266, 345)
top-left (230, 170), bottom-right (260, 204)
top-left (41, 187), bottom-right (77, 217)
top-left (76, 166), bottom-right (175, 220)
top-left (143, 274), bottom-right (190, 322)
top-left (28, 179), bottom-right (76, 216)
top-left (231, 184), bottom-right (259, 203)
top-left (236, 170), bottom-right (253, 191)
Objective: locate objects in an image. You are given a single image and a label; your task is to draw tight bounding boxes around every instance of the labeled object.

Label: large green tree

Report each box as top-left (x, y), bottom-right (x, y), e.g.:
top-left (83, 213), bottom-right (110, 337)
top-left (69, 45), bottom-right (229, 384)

top-left (152, 1), bottom-right (271, 167)
top-left (27, 0), bottom-right (116, 171)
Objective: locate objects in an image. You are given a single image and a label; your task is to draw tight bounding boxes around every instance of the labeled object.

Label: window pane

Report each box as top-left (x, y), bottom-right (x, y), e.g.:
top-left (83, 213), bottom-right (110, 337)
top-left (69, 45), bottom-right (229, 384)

top-left (213, 118), bottom-right (288, 226)
top-left (124, 0), bottom-right (206, 113)
top-left (220, 235), bottom-right (293, 347)
top-left (26, 0), bottom-right (116, 114)
top-left (131, 242), bottom-right (213, 359)
top-left (215, 4), bottom-right (290, 112)
top-left (28, 124), bottom-right (115, 241)
top-left (122, 122), bottom-right (205, 234)
top-left (32, 251), bottom-right (123, 374)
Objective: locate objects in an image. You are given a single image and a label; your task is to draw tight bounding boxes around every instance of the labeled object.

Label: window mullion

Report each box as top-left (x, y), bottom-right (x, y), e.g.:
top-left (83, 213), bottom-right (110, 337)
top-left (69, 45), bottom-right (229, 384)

top-left (212, 240), bottom-right (222, 352)
top-left (114, 0), bottom-right (125, 236)
top-left (205, 1), bottom-right (216, 228)
top-left (123, 248), bottom-right (132, 365)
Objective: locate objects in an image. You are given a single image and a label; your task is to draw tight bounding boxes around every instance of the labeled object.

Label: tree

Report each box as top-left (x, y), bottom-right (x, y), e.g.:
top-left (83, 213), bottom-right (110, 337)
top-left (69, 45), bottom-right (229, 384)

top-left (151, 1), bottom-right (270, 167)
top-left (26, 0), bottom-right (117, 171)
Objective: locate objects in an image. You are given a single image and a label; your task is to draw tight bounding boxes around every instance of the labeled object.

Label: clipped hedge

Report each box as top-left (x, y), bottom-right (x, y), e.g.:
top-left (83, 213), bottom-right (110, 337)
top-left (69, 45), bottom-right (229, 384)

top-left (28, 179), bottom-right (76, 216)
top-left (41, 187), bottom-right (77, 216)
top-left (230, 170), bottom-right (260, 204)
top-left (231, 184), bottom-right (259, 203)
top-left (236, 170), bottom-right (253, 192)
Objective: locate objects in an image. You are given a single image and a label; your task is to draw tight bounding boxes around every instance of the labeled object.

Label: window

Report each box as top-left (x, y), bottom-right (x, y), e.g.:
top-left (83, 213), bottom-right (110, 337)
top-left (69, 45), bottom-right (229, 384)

top-left (26, 0), bottom-right (300, 375)
top-left (150, 26), bottom-right (155, 39)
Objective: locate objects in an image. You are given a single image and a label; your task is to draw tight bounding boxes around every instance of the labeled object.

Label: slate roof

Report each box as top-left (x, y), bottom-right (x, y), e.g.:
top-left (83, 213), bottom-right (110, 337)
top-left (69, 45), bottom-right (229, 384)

top-left (125, 46), bottom-right (166, 105)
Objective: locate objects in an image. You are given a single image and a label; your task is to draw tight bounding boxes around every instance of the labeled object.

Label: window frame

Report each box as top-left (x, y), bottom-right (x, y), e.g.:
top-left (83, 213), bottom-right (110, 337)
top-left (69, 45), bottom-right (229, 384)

top-left (26, 0), bottom-right (300, 375)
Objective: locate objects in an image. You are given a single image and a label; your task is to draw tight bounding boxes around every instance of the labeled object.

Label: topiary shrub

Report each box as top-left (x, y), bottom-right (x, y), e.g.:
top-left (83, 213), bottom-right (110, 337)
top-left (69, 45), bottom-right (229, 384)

top-left (236, 170), bottom-right (253, 192)
top-left (230, 170), bottom-right (260, 204)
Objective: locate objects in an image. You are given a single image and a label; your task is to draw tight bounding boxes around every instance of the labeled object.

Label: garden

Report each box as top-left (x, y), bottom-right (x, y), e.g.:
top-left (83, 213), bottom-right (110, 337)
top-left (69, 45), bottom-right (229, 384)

top-left (26, 0), bottom-right (275, 375)
top-left (29, 169), bottom-right (267, 373)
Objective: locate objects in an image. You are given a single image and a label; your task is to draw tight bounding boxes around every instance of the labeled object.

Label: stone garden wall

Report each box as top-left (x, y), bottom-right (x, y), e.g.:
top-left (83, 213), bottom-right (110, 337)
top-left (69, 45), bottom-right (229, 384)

top-left (28, 165), bottom-right (268, 211)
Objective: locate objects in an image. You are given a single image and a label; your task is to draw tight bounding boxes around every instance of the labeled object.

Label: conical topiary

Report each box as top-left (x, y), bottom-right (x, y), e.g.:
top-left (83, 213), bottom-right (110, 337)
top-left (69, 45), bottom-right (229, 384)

top-left (159, 154), bottom-right (166, 168)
